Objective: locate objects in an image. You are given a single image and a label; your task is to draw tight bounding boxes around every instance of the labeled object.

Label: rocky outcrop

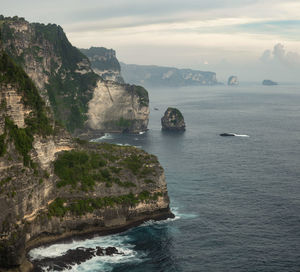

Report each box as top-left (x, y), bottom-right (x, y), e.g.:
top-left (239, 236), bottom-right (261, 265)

top-left (161, 107), bottom-right (186, 131)
top-left (228, 76), bottom-right (239, 86)
top-left (262, 79), bottom-right (278, 86)
top-left (87, 80), bottom-right (149, 134)
top-left (120, 63), bottom-right (218, 87)
top-left (0, 51), bottom-right (172, 271)
top-left (80, 47), bottom-right (124, 84)
top-left (32, 246), bottom-right (122, 271)
top-left (0, 16), bottom-right (149, 135)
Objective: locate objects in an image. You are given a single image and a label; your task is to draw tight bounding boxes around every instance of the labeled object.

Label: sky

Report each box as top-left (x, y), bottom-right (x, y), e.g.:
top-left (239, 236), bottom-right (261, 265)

top-left (2, 0), bottom-right (300, 82)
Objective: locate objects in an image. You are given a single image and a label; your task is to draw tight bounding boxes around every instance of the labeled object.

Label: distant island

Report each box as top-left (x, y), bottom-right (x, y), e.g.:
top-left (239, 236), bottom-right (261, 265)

top-left (228, 76), bottom-right (239, 86)
top-left (120, 63), bottom-right (218, 87)
top-left (262, 79), bottom-right (278, 86)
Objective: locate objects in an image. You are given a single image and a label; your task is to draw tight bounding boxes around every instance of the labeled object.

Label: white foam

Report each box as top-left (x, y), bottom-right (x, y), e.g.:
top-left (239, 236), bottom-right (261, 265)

top-left (233, 134), bottom-right (249, 137)
top-left (90, 133), bottom-right (114, 142)
top-left (139, 131), bottom-right (146, 135)
top-left (29, 233), bottom-right (143, 272)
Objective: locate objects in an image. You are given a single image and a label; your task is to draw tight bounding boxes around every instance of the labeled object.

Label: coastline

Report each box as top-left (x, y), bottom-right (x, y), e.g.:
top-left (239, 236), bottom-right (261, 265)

top-left (24, 208), bottom-right (174, 272)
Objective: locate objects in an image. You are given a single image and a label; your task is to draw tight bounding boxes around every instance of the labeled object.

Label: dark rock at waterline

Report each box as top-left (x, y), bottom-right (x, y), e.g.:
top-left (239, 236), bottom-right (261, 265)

top-left (105, 246), bottom-right (120, 255)
top-left (262, 79), bottom-right (278, 86)
top-left (161, 107), bottom-right (186, 131)
top-left (31, 246), bottom-right (122, 271)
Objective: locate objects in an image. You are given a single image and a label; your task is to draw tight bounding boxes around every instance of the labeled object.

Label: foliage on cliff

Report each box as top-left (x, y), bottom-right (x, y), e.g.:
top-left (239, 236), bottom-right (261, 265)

top-left (54, 143), bottom-right (159, 191)
top-left (0, 16), bottom-right (100, 133)
top-left (48, 191), bottom-right (163, 217)
top-left (0, 51), bottom-right (53, 135)
top-left (0, 52), bottom-right (53, 165)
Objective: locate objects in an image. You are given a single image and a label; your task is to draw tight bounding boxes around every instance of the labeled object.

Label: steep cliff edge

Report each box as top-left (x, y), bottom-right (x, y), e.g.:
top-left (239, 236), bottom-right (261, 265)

top-left (0, 16), bottom-right (149, 136)
top-left (0, 52), bottom-right (172, 271)
top-left (80, 47), bottom-right (124, 84)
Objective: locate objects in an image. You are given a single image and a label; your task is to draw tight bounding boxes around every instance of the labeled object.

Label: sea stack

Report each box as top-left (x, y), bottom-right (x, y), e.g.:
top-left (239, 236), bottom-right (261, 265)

top-left (228, 76), bottom-right (239, 86)
top-left (161, 107), bottom-right (186, 131)
top-left (262, 79), bottom-right (278, 86)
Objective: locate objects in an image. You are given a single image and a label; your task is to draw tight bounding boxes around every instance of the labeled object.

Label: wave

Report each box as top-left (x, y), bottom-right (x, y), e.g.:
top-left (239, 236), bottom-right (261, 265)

top-left (30, 233), bottom-right (144, 272)
top-left (233, 134), bottom-right (249, 137)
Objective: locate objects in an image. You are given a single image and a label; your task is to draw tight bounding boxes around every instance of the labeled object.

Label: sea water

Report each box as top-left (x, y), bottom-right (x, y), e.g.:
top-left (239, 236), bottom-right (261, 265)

top-left (29, 83), bottom-right (300, 271)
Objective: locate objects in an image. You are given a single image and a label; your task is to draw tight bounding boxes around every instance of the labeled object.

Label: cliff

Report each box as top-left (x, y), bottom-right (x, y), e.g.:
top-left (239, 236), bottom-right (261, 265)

top-left (80, 47), bottom-right (124, 84)
top-left (120, 62), bottom-right (218, 87)
top-left (0, 42), bottom-right (172, 271)
top-left (0, 16), bottom-right (149, 136)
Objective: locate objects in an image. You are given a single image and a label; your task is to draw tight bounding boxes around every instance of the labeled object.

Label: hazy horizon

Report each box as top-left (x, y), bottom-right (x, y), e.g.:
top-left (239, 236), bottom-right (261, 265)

top-left (2, 0), bottom-right (300, 83)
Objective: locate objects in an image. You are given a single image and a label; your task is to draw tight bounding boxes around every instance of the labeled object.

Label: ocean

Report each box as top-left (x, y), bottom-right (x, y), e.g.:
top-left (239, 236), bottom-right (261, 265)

top-left (29, 84), bottom-right (300, 271)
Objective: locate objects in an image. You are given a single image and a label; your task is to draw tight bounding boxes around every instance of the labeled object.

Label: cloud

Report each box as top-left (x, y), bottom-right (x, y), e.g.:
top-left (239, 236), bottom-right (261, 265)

top-left (260, 43), bottom-right (300, 67)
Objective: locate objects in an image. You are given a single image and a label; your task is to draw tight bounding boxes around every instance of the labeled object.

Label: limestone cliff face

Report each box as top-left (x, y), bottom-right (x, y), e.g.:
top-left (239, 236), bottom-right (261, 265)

top-left (80, 47), bottom-right (124, 84)
top-left (0, 52), bottom-right (172, 271)
top-left (88, 80), bottom-right (149, 133)
top-left (0, 16), bottom-right (149, 135)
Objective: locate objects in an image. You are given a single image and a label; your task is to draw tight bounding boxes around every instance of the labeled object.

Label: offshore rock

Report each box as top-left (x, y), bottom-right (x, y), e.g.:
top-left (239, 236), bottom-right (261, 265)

top-left (262, 79), bottom-right (278, 86)
top-left (161, 107), bottom-right (186, 131)
top-left (228, 76), bottom-right (239, 86)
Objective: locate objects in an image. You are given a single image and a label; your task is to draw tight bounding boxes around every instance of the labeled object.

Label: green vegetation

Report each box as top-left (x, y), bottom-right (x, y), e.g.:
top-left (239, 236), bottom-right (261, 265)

top-left (54, 150), bottom-right (98, 191)
top-left (116, 117), bottom-right (132, 129)
top-left (132, 85), bottom-right (149, 107)
top-left (0, 52), bottom-right (53, 136)
top-left (54, 145), bottom-right (159, 191)
top-left (122, 154), bottom-right (144, 175)
top-left (168, 107), bottom-right (183, 121)
top-left (0, 134), bottom-right (5, 156)
top-left (0, 177), bottom-right (11, 187)
top-left (5, 118), bottom-right (33, 166)
top-left (32, 23), bottom-right (100, 132)
top-left (48, 191), bottom-right (163, 217)
top-left (1, 18), bottom-right (99, 133)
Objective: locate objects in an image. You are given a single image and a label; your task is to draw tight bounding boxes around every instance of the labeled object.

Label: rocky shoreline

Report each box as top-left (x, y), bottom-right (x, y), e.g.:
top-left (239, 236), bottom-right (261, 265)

top-left (27, 209), bottom-right (174, 271)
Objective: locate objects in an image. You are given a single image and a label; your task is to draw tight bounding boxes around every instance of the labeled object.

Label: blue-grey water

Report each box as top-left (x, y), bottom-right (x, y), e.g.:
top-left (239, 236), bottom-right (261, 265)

top-left (30, 84), bottom-right (300, 271)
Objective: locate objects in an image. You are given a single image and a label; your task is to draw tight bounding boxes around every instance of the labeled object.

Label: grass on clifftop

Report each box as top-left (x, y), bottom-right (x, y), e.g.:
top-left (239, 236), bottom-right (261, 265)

top-left (54, 144), bottom-right (159, 191)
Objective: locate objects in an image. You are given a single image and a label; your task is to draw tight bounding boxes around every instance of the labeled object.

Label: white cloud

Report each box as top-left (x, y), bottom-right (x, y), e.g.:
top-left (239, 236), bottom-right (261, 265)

top-left (261, 43), bottom-right (300, 68)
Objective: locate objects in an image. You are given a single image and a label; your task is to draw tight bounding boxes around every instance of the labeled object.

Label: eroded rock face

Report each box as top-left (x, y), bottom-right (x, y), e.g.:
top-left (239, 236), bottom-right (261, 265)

top-left (161, 107), bottom-right (186, 131)
top-left (0, 16), bottom-right (149, 135)
top-left (0, 52), bottom-right (172, 271)
top-left (228, 76), bottom-right (239, 86)
top-left (87, 80), bottom-right (149, 134)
